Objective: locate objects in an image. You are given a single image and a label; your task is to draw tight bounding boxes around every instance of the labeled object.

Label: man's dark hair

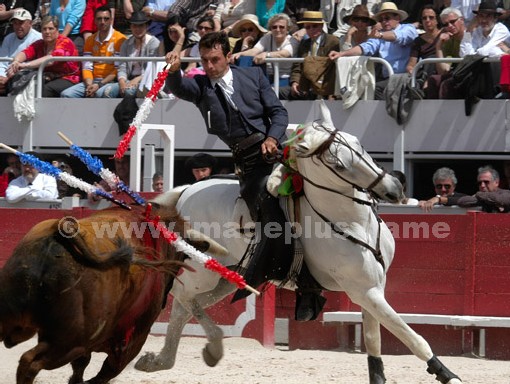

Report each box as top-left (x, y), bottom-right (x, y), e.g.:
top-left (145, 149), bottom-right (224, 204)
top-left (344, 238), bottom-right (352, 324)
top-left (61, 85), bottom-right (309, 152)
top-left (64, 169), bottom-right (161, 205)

top-left (95, 6), bottom-right (112, 17)
top-left (199, 32), bottom-right (231, 56)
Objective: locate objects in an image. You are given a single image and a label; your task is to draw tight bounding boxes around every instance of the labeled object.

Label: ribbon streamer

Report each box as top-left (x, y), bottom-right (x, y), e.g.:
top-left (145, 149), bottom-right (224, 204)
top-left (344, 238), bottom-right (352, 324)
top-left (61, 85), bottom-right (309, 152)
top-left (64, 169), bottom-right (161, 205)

top-left (114, 64), bottom-right (171, 159)
top-left (57, 132), bottom-right (146, 205)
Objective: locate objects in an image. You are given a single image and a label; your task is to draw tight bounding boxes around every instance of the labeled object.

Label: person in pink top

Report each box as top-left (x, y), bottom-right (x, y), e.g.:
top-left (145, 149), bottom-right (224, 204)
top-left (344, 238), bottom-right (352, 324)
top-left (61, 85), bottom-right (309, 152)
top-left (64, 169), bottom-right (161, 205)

top-left (7, 15), bottom-right (80, 97)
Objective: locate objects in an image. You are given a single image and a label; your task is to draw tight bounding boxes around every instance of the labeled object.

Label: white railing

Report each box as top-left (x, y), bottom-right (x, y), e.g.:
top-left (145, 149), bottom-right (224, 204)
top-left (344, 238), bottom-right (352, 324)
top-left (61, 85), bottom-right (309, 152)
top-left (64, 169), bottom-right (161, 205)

top-left (34, 55), bottom-right (394, 98)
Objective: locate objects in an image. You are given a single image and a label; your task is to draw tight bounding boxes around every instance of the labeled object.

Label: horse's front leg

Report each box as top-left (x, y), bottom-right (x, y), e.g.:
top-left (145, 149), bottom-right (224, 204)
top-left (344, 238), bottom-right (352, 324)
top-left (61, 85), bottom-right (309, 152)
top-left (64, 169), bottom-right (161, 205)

top-left (134, 298), bottom-right (192, 372)
top-left (362, 308), bottom-right (385, 384)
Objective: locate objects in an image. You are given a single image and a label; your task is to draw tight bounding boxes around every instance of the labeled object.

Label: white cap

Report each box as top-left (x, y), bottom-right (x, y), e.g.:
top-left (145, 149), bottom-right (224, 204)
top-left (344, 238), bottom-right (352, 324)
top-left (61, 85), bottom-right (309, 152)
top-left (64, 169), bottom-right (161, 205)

top-left (10, 9), bottom-right (32, 22)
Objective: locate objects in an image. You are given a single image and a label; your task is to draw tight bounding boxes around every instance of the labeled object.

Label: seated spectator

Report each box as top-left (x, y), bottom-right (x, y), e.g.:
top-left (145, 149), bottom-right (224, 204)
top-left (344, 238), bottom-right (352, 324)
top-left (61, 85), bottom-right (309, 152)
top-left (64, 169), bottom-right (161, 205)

top-left (457, 165), bottom-right (507, 212)
top-left (214, 0), bottom-right (256, 34)
top-left (281, 11), bottom-right (339, 100)
top-left (5, 153), bottom-right (58, 203)
top-left (0, 9), bottom-right (41, 96)
top-left (329, 2), bottom-right (418, 99)
top-left (166, 0), bottom-right (218, 40)
top-left (142, 0), bottom-right (177, 41)
top-left (7, 15), bottom-right (80, 97)
top-left (88, 156), bottom-right (130, 202)
top-left (388, 170), bottom-right (418, 205)
top-left (102, 11), bottom-right (159, 98)
top-left (426, 7), bottom-right (466, 99)
top-left (0, 1), bottom-right (39, 45)
top-left (418, 167), bottom-right (468, 212)
top-left (406, 5), bottom-right (441, 96)
top-left (255, 0), bottom-right (287, 29)
top-left (339, 5), bottom-right (376, 52)
top-left (185, 153), bottom-right (217, 181)
top-left (3, 153), bottom-right (22, 179)
top-left (61, 6), bottom-right (126, 98)
top-left (49, 0), bottom-right (86, 54)
top-left (231, 13), bottom-right (298, 87)
top-left (230, 14), bottom-right (266, 54)
top-left (183, 15), bottom-right (215, 76)
top-left (53, 159), bottom-right (85, 198)
top-left (321, 0), bottom-right (381, 38)
top-left (152, 171), bottom-right (164, 192)
top-left (139, 14), bottom-right (193, 97)
top-left (79, 0), bottom-right (115, 42)
top-left (111, 0), bottom-right (145, 35)
top-left (461, 0), bottom-right (509, 57)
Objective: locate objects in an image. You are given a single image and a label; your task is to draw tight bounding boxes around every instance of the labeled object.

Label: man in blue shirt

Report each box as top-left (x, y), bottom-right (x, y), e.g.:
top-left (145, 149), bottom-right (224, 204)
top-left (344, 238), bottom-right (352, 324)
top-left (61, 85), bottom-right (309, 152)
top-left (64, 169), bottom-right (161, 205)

top-left (329, 1), bottom-right (417, 99)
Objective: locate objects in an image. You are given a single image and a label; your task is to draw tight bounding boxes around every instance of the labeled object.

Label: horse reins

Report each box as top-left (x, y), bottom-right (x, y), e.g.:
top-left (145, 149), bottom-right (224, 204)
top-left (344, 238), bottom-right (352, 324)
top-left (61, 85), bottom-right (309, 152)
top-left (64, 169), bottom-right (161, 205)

top-left (273, 126), bottom-right (387, 269)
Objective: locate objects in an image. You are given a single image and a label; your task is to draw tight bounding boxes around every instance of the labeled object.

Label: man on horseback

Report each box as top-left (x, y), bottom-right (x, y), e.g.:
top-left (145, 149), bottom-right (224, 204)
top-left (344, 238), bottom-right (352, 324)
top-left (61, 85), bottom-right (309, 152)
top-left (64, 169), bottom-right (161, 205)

top-left (164, 31), bottom-right (325, 321)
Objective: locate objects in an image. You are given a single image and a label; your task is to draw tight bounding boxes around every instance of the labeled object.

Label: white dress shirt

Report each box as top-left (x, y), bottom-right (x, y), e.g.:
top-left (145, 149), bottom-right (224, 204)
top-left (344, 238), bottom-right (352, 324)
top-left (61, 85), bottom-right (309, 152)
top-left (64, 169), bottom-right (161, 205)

top-left (5, 173), bottom-right (59, 203)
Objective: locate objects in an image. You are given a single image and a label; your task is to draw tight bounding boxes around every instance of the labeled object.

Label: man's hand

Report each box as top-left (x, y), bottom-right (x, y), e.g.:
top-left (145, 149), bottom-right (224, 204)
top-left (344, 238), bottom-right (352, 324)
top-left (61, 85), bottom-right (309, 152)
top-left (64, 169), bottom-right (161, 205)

top-left (165, 51), bottom-right (181, 73)
top-left (261, 137), bottom-right (278, 156)
top-left (328, 50), bottom-right (342, 60)
top-left (85, 83), bottom-right (99, 97)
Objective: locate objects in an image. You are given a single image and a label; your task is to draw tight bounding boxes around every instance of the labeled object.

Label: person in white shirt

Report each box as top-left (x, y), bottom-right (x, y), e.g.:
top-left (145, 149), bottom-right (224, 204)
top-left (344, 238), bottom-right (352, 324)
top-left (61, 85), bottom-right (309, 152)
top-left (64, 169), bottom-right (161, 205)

top-left (5, 156), bottom-right (58, 203)
top-left (460, 0), bottom-right (509, 57)
top-left (0, 8), bottom-right (41, 95)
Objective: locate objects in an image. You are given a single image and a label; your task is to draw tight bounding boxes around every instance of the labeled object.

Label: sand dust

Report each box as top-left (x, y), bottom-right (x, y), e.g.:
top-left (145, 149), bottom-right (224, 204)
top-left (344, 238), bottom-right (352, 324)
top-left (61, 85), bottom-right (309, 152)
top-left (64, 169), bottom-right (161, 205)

top-left (1, 335), bottom-right (509, 383)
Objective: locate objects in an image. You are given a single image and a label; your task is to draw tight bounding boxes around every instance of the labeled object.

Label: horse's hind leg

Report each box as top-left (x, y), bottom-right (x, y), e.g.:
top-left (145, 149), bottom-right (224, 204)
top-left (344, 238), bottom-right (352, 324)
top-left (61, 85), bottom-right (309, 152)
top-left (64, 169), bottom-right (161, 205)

top-left (361, 309), bottom-right (386, 384)
top-left (134, 298), bottom-right (193, 372)
top-left (189, 279), bottom-right (236, 367)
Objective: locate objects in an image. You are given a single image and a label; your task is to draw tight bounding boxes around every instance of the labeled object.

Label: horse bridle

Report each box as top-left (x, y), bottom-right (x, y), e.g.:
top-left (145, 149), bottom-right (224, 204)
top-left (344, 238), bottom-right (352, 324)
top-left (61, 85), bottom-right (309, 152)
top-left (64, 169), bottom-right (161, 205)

top-left (273, 126), bottom-right (387, 269)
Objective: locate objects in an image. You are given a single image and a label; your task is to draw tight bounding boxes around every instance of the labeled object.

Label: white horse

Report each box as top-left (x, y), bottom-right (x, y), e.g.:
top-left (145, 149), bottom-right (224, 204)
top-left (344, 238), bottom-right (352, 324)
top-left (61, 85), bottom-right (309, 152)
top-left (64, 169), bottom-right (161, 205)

top-left (138, 108), bottom-right (462, 384)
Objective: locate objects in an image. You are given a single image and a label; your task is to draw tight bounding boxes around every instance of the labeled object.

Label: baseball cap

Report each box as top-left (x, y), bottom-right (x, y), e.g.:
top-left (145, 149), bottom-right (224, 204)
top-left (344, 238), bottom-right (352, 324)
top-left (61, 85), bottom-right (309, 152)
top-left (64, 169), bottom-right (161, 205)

top-left (10, 9), bottom-right (32, 22)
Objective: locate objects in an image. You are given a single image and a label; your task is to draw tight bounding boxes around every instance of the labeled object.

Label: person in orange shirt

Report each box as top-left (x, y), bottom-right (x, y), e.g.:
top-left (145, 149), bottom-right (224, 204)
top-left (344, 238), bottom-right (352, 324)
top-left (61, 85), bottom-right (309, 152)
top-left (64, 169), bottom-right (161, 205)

top-left (61, 5), bottom-right (126, 98)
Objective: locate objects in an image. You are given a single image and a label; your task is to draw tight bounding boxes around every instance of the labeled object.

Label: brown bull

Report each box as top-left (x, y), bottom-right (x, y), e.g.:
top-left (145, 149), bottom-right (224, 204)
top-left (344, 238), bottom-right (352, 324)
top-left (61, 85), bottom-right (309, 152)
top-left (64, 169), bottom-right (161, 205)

top-left (0, 203), bottom-right (226, 384)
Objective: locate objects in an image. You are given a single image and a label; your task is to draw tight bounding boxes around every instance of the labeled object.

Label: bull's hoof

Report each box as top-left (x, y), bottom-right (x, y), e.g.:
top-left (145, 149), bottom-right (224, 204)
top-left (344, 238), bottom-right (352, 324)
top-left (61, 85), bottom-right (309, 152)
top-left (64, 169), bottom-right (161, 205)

top-left (202, 342), bottom-right (223, 367)
top-left (134, 352), bottom-right (174, 372)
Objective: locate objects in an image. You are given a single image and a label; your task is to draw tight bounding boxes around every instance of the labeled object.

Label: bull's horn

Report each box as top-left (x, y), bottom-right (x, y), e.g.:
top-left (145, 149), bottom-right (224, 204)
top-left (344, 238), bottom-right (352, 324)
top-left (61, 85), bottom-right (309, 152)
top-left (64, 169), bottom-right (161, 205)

top-left (186, 229), bottom-right (229, 257)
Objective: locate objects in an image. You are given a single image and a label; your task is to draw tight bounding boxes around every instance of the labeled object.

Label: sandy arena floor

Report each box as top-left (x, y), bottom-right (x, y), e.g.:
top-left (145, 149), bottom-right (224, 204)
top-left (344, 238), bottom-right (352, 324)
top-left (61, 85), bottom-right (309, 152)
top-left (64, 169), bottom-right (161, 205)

top-left (1, 335), bottom-right (509, 383)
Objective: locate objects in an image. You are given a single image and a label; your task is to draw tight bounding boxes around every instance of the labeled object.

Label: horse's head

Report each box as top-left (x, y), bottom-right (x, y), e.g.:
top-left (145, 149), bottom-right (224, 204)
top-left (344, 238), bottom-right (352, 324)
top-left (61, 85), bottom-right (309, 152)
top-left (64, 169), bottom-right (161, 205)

top-left (288, 123), bottom-right (403, 203)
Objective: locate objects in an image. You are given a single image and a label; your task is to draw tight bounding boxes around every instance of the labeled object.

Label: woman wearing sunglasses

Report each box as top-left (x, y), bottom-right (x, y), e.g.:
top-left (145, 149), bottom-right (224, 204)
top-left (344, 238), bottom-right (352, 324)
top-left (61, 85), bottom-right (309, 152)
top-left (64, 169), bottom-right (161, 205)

top-left (183, 16), bottom-right (216, 76)
top-left (231, 13), bottom-right (297, 86)
top-left (230, 14), bottom-right (267, 54)
top-left (340, 4), bottom-right (376, 51)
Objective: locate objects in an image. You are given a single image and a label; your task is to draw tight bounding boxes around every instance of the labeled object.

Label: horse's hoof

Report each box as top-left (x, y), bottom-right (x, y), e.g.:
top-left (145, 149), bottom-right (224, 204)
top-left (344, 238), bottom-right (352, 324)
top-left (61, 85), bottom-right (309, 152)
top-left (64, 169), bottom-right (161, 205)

top-left (202, 344), bottom-right (222, 367)
top-left (447, 380), bottom-right (463, 384)
top-left (134, 352), bottom-right (174, 372)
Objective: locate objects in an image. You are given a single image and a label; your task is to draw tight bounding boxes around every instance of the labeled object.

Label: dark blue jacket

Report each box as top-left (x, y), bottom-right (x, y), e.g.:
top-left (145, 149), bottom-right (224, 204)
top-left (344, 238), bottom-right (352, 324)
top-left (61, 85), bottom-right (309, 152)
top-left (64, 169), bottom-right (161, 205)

top-left (165, 65), bottom-right (289, 144)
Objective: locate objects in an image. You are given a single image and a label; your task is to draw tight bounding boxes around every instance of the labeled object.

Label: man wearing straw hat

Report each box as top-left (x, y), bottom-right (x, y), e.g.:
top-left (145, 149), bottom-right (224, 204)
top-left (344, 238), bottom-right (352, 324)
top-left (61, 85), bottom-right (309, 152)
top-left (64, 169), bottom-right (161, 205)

top-left (329, 1), bottom-right (417, 99)
top-left (165, 31), bottom-right (325, 321)
top-left (282, 10), bottom-right (339, 100)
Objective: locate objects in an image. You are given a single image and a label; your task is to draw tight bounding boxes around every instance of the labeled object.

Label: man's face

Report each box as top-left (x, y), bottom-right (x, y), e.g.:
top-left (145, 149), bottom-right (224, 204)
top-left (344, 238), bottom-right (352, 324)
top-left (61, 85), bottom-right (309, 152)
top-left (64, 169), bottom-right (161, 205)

top-left (476, 12), bottom-right (496, 35)
top-left (192, 167), bottom-right (212, 181)
top-left (95, 11), bottom-right (112, 33)
top-left (22, 164), bottom-right (38, 183)
top-left (478, 171), bottom-right (499, 192)
top-left (114, 157), bottom-right (130, 182)
top-left (152, 177), bottom-right (164, 192)
top-left (11, 19), bottom-right (31, 39)
top-left (130, 23), bottom-right (147, 40)
top-left (442, 13), bottom-right (464, 36)
top-left (200, 45), bottom-right (231, 80)
top-left (379, 13), bottom-right (400, 31)
top-left (304, 23), bottom-right (322, 40)
top-left (434, 178), bottom-right (455, 197)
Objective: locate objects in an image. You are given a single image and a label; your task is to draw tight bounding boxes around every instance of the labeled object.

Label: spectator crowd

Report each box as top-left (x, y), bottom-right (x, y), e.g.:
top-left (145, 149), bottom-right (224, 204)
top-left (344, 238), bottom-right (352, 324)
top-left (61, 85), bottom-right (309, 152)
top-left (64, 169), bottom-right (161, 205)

top-left (2, 0), bottom-right (510, 100)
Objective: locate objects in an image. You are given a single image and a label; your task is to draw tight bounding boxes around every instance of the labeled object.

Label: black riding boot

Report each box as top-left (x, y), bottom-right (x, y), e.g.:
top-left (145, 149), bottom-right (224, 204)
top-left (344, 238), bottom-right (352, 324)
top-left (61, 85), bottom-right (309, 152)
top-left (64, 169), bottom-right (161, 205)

top-left (295, 263), bottom-right (326, 321)
top-left (232, 191), bottom-right (294, 302)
